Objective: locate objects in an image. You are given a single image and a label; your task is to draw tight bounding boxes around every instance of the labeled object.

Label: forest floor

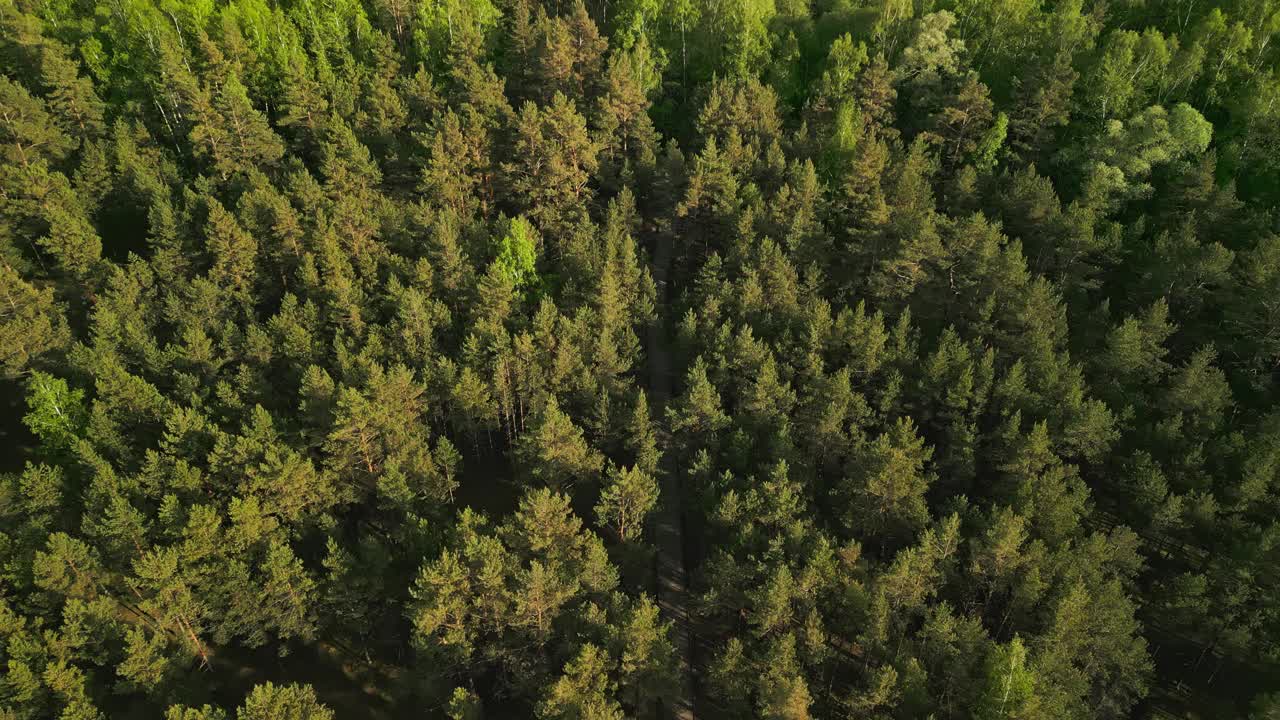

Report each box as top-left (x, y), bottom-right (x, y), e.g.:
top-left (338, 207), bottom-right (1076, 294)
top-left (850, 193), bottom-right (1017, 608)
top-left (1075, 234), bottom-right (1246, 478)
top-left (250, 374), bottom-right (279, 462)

top-left (0, 378), bottom-right (35, 473)
top-left (647, 233), bottom-right (697, 720)
top-left (208, 641), bottom-right (403, 720)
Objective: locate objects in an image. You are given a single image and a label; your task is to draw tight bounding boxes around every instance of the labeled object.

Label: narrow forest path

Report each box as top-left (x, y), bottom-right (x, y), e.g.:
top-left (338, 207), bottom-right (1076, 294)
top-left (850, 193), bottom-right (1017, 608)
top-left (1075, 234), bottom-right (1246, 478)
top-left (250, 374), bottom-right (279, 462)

top-left (647, 234), bottom-right (696, 720)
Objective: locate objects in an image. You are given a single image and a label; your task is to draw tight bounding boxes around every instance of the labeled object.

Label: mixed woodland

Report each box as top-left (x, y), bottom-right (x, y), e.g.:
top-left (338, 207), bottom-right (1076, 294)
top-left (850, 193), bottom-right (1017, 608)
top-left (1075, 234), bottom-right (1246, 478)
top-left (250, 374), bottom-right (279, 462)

top-left (3, 0), bottom-right (1280, 717)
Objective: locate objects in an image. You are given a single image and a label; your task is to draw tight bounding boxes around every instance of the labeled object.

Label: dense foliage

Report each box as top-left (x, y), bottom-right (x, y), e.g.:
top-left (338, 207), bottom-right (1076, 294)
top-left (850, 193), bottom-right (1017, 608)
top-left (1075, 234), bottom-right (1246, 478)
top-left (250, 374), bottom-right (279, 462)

top-left (3, 0), bottom-right (1280, 717)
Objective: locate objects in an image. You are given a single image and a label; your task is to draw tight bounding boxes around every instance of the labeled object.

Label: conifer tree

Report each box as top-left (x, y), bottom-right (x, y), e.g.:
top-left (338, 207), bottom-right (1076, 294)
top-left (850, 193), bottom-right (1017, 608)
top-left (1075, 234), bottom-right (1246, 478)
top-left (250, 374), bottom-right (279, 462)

top-left (595, 464), bottom-right (658, 543)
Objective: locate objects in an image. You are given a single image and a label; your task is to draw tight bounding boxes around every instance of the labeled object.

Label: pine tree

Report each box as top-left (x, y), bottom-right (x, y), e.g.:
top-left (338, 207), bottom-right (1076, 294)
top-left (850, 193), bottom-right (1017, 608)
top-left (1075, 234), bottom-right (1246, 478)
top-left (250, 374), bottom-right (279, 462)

top-left (595, 464), bottom-right (658, 543)
top-left (447, 687), bottom-right (484, 720)
top-left (666, 358), bottom-right (730, 447)
top-left (504, 93), bottom-right (601, 237)
top-left (0, 75), bottom-right (73, 167)
top-left (204, 198), bottom-right (259, 303)
top-left (614, 595), bottom-right (676, 709)
top-left (421, 110), bottom-right (488, 217)
top-left (624, 389), bottom-right (660, 474)
top-left (40, 48), bottom-right (105, 144)
top-left (0, 263), bottom-right (68, 376)
top-left (594, 37), bottom-right (660, 179)
top-left (757, 634), bottom-right (812, 720)
top-left (191, 67), bottom-right (285, 179)
top-left (536, 643), bottom-right (624, 720)
top-left (838, 416), bottom-right (934, 545)
top-left (518, 396), bottom-right (605, 488)
top-left (236, 683), bottom-right (334, 720)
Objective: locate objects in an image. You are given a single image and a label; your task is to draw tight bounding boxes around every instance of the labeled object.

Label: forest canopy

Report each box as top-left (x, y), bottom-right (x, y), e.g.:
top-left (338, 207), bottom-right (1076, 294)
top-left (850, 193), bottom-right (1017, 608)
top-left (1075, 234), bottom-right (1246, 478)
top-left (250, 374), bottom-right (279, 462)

top-left (2, 0), bottom-right (1280, 718)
